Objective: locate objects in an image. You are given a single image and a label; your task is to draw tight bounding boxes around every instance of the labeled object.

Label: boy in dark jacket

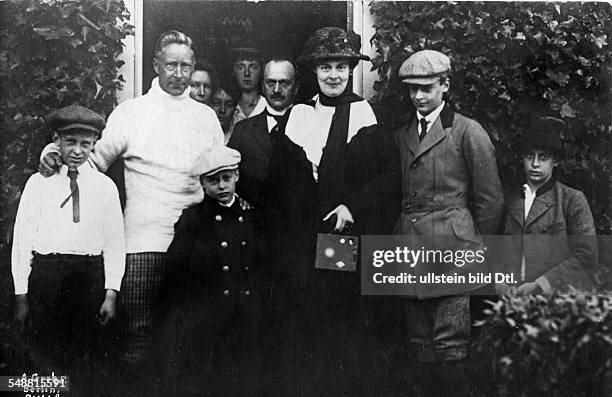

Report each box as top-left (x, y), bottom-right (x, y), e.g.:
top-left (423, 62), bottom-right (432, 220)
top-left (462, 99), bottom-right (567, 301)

top-left (495, 117), bottom-right (597, 297)
top-left (157, 146), bottom-right (266, 396)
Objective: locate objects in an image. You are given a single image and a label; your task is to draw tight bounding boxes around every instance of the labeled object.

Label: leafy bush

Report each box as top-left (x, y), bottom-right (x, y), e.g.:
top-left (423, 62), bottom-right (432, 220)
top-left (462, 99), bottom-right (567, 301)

top-left (474, 294), bottom-right (612, 396)
top-left (0, 0), bottom-right (133, 251)
top-left (369, 1), bottom-right (612, 236)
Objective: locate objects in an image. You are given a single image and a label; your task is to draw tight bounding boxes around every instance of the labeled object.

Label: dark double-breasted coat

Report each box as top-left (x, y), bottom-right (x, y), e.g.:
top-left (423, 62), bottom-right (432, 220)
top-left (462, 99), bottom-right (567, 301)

top-left (228, 112), bottom-right (272, 207)
top-left (497, 179), bottom-right (597, 292)
top-left (392, 104), bottom-right (504, 297)
top-left (156, 197), bottom-right (266, 396)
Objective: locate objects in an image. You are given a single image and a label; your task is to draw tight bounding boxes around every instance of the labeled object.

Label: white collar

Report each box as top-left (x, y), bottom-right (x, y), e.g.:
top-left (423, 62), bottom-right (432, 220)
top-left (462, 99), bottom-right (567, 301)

top-left (218, 194), bottom-right (237, 208)
top-left (523, 184), bottom-right (537, 197)
top-left (148, 77), bottom-right (191, 101)
top-left (59, 162), bottom-right (94, 177)
top-left (265, 104), bottom-right (291, 116)
top-left (416, 101), bottom-right (445, 126)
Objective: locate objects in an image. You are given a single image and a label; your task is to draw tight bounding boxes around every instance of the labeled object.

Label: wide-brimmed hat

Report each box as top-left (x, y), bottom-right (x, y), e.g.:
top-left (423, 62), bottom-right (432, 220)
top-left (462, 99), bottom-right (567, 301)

top-left (299, 27), bottom-right (369, 67)
top-left (519, 117), bottom-right (565, 158)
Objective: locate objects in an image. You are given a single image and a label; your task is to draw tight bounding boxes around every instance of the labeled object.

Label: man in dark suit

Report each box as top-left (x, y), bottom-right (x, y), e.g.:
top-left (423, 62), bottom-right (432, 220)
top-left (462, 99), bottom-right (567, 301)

top-left (228, 56), bottom-right (299, 207)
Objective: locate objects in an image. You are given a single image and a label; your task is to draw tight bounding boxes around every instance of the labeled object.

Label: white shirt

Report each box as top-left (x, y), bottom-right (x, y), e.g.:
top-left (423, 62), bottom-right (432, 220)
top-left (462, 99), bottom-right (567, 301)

top-left (285, 96), bottom-right (377, 167)
top-left (522, 183), bottom-right (552, 294)
top-left (12, 163), bottom-right (125, 295)
top-left (42, 78), bottom-right (224, 253)
top-left (232, 95), bottom-right (267, 127)
top-left (416, 101), bottom-right (446, 134)
top-left (265, 105), bottom-right (291, 133)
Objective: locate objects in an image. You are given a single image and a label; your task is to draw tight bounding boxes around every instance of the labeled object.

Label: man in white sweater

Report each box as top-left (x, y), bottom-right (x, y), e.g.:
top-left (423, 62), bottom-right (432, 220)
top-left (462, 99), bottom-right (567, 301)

top-left (39, 30), bottom-right (224, 367)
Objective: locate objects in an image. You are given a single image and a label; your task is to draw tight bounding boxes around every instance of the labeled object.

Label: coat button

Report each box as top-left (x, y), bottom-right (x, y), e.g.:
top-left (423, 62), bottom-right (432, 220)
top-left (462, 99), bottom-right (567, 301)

top-left (223, 290), bottom-right (230, 296)
top-left (411, 162), bottom-right (418, 169)
top-left (221, 241), bottom-right (228, 248)
top-left (238, 216), bottom-right (244, 223)
top-left (215, 215), bottom-right (222, 221)
top-left (222, 265), bottom-right (229, 272)
top-left (411, 218), bottom-right (417, 224)
top-left (241, 241), bottom-right (247, 246)
top-left (244, 290), bottom-right (250, 296)
top-left (411, 191), bottom-right (417, 197)
top-left (244, 266), bottom-right (249, 271)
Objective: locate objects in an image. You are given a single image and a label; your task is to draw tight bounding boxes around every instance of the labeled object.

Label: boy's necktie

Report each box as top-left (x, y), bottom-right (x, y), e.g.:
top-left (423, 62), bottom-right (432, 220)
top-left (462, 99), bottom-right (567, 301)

top-left (61, 169), bottom-right (80, 223)
top-left (419, 118), bottom-right (428, 142)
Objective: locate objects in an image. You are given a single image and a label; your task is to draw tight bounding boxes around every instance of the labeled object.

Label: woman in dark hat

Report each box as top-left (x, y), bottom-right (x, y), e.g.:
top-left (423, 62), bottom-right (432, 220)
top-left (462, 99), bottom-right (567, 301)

top-left (494, 117), bottom-right (597, 297)
top-left (265, 26), bottom-right (401, 394)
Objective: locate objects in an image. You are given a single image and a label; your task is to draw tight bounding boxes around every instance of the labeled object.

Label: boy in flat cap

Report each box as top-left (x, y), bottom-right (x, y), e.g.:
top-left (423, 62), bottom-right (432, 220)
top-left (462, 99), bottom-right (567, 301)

top-left (11, 105), bottom-right (125, 392)
top-left (392, 50), bottom-right (504, 395)
top-left (157, 145), bottom-right (266, 396)
top-left (495, 117), bottom-right (597, 297)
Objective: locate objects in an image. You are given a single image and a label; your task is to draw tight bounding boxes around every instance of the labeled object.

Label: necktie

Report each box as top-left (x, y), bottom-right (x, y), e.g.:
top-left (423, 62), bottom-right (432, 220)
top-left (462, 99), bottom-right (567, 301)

top-left (61, 169), bottom-right (80, 223)
top-left (419, 118), bottom-right (428, 142)
top-left (266, 109), bottom-right (289, 135)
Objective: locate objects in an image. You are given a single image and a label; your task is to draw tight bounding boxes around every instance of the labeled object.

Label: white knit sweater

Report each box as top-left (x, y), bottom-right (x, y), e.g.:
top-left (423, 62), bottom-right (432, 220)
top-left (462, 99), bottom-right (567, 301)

top-left (43, 78), bottom-right (224, 253)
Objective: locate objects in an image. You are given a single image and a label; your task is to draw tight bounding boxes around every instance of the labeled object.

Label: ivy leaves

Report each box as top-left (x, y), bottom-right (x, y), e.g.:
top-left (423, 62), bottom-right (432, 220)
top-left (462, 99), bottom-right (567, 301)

top-left (0, 0), bottom-right (133, 249)
top-left (370, 1), bottom-right (612, 235)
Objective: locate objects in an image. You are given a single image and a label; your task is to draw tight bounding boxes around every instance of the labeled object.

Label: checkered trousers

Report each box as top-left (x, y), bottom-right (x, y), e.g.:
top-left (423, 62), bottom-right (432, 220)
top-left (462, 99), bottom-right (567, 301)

top-left (118, 252), bottom-right (167, 363)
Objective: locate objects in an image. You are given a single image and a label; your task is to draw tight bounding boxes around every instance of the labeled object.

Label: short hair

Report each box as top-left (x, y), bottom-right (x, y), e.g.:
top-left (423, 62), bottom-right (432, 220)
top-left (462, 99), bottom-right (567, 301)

top-left (154, 30), bottom-right (193, 58)
top-left (264, 56), bottom-right (299, 82)
top-left (213, 79), bottom-right (240, 103)
top-left (194, 62), bottom-right (214, 73)
top-left (193, 62), bottom-right (217, 91)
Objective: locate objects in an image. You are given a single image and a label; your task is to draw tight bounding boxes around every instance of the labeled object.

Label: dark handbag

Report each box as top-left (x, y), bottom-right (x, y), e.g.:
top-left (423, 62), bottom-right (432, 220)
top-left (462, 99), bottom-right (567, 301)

top-left (314, 233), bottom-right (359, 272)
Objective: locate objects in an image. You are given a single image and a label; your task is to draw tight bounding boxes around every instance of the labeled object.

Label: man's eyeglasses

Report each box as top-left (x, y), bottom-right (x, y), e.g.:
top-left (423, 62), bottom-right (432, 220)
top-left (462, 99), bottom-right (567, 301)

top-left (162, 62), bottom-right (193, 73)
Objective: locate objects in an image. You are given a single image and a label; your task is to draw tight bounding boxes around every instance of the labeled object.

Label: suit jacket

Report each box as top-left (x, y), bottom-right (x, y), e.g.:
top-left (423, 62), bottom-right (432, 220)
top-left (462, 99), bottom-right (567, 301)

top-left (393, 104), bottom-right (504, 297)
top-left (497, 180), bottom-right (597, 292)
top-left (228, 112), bottom-right (272, 207)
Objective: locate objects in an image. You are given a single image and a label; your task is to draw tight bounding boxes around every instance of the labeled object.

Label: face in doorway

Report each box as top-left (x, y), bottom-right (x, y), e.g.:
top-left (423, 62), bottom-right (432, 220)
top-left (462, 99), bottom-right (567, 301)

top-left (210, 88), bottom-right (237, 132)
top-left (153, 43), bottom-right (195, 96)
top-left (407, 77), bottom-right (449, 116)
top-left (189, 70), bottom-right (213, 104)
top-left (233, 59), bottom-right (262, 93)
top-left (200, 169), bottom-right (239, 205)
top-left (53, 130), bottom-right (97, 170)
top-left (314, 58), bottom-right (350, 98)
top-left (262, 60), bottom-right (298, 112)
top-left (522, 149), bottom-right (558, 189)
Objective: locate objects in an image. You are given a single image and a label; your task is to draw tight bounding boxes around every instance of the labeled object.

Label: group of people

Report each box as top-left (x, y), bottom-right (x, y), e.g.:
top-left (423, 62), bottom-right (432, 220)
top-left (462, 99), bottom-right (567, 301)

top-left (11, 26), bottom-right (598, 396)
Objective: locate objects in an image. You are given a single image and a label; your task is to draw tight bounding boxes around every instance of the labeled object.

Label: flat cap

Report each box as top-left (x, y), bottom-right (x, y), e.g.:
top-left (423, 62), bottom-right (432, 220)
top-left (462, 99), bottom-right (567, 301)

top-left (399, 50), bottom-right (451, 84)
top-left (46, 105), bottom-right (106, 135)
top-left (299, 27), bottom-right (369, 66)
top-left (519, 117), bottom-right (565, 158)
top-left (228, 47), bottom-right (262, 62)
top-left (193, 146), bottom-right (241, 177)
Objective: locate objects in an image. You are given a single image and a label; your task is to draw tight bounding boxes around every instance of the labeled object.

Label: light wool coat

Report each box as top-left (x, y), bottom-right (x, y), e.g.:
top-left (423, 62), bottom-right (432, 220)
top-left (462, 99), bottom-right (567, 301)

top-left (393, 104), bottom-right (504, 297)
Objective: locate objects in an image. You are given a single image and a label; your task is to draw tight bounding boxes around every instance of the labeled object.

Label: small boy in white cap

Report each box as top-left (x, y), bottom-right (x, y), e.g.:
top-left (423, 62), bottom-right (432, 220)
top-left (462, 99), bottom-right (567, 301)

top-left (11, 105), bottom-right (125, 391)
top-left (158, 145), bottom-right (266, 396)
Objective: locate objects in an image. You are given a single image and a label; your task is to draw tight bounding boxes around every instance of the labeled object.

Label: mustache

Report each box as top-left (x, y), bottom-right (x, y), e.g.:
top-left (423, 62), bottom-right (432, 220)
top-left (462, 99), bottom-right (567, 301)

top-left (269, 93), bottom-right (286, 99)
